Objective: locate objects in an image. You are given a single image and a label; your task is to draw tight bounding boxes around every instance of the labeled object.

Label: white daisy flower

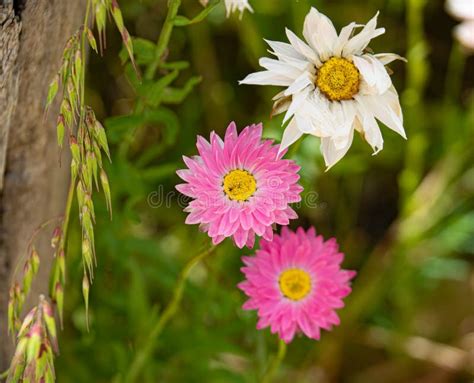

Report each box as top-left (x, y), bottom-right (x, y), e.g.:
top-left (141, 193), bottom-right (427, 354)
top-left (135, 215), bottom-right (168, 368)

top-left (240, 7), bottom-right (407, 168)
top-left (453, 21), bottom-right (474, 51)
top-left (446, 0), bottom-right (474, 52)
top-left (225, 0), bottom-right (253, 18)
top-left (446, 0), bottom-right (474, 20)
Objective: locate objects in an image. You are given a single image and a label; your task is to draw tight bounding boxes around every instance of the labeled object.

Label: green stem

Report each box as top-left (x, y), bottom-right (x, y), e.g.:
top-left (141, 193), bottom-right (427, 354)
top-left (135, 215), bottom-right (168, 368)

top-left (124, 244), bottom-right (216, 382)
top-left (58, 173), bottom-right (77, 252)
top-left (261, 339), bottom-right (287, 383)
top-left (81, 0), bottom-right (92, 108)
top-left (145, 0), bottom-right (182, 80)
top-left (118, 0), bottom-right (182, 158)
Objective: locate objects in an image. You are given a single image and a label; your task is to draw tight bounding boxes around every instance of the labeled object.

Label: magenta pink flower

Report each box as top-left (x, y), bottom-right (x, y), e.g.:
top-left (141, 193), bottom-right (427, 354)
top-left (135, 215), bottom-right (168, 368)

top-left (176, 122), bottom-right (303, 248)
top-left (238, 227), bottom-right (355, 343)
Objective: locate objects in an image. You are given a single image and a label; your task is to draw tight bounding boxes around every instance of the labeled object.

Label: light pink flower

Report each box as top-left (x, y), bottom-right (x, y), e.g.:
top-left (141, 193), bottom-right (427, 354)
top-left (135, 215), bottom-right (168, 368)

top-left (238, 227), bottom-right (355, 343)
top-left (176, 122), bottom-right (303, 248)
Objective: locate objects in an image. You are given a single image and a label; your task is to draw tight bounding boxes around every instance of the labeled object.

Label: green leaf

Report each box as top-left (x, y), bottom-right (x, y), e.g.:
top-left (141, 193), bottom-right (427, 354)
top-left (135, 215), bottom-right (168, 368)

top-left (139, 70), bottom-right (179, 107)
top-left (105, 114), bottom-right (145, 143)
top-left (124, 62), bottom-right (141, 91)
top-left (161, 76), bottom-right (202, 104)
top-left (132, 38), bottom-right (156, 65)
top-left (140, 162), bottom-right (179, 182)
top-left (135, 108), bottom-right (180, 167)
top-left (161, 61), bottom-right (190, 70)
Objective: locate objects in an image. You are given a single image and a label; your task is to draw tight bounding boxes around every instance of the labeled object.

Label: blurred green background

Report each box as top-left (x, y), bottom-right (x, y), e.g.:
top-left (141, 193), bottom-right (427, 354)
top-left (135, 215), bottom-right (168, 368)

top-left (57, 0), bottom-right (474, 382)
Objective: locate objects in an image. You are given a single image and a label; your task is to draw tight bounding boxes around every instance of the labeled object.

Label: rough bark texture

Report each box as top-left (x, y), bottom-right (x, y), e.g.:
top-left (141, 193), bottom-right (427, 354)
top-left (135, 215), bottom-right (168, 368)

top-left (0, 0), bottom-right (84, 370)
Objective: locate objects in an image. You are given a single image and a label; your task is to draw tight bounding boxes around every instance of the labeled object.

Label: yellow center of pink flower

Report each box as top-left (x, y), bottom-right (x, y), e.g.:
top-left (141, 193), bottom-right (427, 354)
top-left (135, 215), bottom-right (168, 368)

top-left (223, 169), bottom-right (257, 201)
top-left (279, 268), bottom-right (312, 301)
top-left (316, 57), bottom-right (360, 101)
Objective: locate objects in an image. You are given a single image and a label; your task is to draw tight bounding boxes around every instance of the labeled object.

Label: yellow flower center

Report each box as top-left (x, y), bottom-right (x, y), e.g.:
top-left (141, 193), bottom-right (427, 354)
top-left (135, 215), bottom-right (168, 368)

top-left (279, 268), bottom-right (312, 301)
top-left (316, 57), bottom-right (360, 101)
top-left (223, 169), bottom-right (257, 201)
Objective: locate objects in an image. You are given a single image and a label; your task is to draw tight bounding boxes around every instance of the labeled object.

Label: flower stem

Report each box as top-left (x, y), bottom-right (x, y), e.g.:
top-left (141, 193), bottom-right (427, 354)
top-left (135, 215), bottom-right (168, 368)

top-left (145, 0), bottom-right (182, 80)
top-left (261, 339), bottom-right (287, 383)
top-left (58, 173), bottom-right (77, 252)
top-left (119, 0), bottom-right (182, 158)
top-left (124, 244), bottom-right (216, 382)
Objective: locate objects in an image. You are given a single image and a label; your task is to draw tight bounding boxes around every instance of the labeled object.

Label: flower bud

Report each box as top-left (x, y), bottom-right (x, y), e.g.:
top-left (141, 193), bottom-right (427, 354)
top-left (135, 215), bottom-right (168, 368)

top-left (86, 27), bottom-right (98, 53)
top-left (69, 135), bottom-right (81, 164)
top-left (100, 169), bottom-right (112, 218)
top-left (56, 114), bottom-right (65, 148)
top-left (54, 282), bottom-right (64, 328)
top-left (45, 73), bottom-right (60, 110)
top-left (26, 321), bottom-right (42, 363)
top-left (51, 227), bottom-right (62, 249)
top-left (82, 273), bottom-right (90, 330)
top-left (31, 248), bottom-right (40, 274)
top-left (41, 298), bottom-right (58, 354)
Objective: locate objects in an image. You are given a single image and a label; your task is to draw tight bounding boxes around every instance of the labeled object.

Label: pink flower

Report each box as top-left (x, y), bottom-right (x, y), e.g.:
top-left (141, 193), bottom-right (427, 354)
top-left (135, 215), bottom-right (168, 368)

top-left (176, 122), bottom-right (303, 248)
top-left (238, 227), bottom-right (355, 343)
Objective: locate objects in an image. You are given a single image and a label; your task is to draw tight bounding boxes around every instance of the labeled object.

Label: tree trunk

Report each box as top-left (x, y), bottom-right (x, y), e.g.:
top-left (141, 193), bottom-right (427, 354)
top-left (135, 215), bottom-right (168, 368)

top-left (0, 0), bottom-right (84, 370)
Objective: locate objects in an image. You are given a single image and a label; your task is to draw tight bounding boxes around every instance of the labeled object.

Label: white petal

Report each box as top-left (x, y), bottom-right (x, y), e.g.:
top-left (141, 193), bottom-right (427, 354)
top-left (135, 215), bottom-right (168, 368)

top-left (303, 7), bottom-right (338, 62)
top-left (283, 87), bottom-right (310, 123)
top-left (374, 53), bottom-right (407, 65)
top-left (279, 118), bottom-right (304, 153)
top-left (330, 101), bottom-right (357, 149)
top-left (355, 98), bottom-right (384, 153)
top-left (446, 0), bottom-right (474, 20)
top-left (261, 56), bottom-right (312, 73)
top-left (300, 92), bottom-right (335, 137)
top-left (284, 72), bottom-right (314, 96)
top-left (334, 22), bottom-right (357, 56)
top-left (320, 129), bottom-right (354, 169)
top-left (342, 12), bottom-right (385, 56)
top-left (239, 70), bottom-right (293, 86)
top-left (295, 114), bottom-right (317, 134)
top-left (224, 0), bottom-right (253, 17)
top-left (353, 54), bottom-right (392, 94)
top-left (363, 89), bottom-right (406, 139)
top-left (454, 21), bottom-right (474, 51)
top-left (259, 57), bottom-right (304, 78)
top-left (271, 91), bottom-right (291, 116)
top-left (283, 87), bottom-right (312, 123)
top-left (265, 39), bottom-right (305, 61)
top-left (286, 28), bottom-right (320, 65)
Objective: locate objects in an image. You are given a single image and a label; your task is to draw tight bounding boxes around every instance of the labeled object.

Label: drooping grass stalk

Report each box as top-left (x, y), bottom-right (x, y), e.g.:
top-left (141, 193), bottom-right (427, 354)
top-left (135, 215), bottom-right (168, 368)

top-left (5, 0), bottom-right (132, 379)
top-left (124, 244), bottom-right (216, 383)
top-left (61, 0), bottom-right (89, 253)
top-left (260, 339), bottom-right (287, 383)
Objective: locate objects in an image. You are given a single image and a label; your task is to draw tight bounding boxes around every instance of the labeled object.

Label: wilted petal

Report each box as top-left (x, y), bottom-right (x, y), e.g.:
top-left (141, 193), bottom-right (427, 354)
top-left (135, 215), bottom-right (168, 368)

top-left (320, 129), bottom-right (354, 169)
top-left (303, 7), bottom-right (338, 62)
top-left (343, 12), bottom-right (385, 56)
top-left (240, 70), bottom-right (294, 86)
